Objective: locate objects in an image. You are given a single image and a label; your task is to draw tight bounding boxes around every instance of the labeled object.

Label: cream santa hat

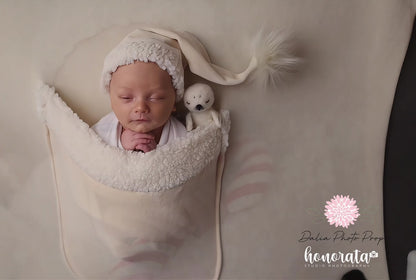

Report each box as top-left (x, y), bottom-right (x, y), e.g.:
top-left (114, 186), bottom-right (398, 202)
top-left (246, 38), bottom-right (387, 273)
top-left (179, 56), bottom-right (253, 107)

top-left (101, 26), bottom-right (298, 101)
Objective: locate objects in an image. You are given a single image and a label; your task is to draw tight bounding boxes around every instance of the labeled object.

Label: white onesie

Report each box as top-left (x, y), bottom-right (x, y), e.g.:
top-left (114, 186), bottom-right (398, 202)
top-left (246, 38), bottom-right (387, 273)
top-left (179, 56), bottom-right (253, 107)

top-left (92, 112), bottom-right (187, 149)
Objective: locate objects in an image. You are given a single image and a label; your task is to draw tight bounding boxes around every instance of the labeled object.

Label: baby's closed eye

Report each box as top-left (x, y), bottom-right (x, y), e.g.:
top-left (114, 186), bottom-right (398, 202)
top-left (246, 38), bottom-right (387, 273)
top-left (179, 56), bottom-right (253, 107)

top-left (148, 95), bottom-right (166, 101)
top-left (119, 96), bottom-right (133, 102)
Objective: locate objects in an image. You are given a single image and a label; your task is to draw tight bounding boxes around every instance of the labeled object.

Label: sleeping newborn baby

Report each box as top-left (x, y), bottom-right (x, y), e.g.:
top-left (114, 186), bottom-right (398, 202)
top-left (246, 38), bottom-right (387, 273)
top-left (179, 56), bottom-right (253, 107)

top-left (93, 29), bottom-right (187, 152)
top-left (93, 27), bottom-right (296, 152)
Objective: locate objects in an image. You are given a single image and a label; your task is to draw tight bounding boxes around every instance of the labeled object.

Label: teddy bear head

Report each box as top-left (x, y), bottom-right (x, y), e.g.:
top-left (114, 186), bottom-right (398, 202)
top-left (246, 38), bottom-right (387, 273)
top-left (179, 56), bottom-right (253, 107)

top-left (184, 83), bottom-right (215, 112)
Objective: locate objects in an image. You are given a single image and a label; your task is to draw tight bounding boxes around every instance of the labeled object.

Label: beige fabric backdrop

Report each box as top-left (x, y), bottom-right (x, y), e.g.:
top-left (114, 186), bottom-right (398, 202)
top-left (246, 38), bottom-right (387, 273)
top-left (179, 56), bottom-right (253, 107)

top-left (1, 0), bottom-right (415, 279)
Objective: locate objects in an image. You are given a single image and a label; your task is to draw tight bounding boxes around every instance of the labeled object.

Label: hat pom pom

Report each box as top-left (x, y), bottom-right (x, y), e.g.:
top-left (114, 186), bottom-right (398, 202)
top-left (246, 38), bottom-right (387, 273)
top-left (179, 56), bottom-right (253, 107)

top-left (252, 29), bottom-right (300, 88)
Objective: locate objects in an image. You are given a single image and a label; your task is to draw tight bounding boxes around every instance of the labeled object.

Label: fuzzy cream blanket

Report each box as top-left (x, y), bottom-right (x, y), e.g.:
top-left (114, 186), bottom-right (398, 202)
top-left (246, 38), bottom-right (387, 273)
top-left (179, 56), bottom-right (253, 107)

top-left (37, 84), bottom-right (230, 279)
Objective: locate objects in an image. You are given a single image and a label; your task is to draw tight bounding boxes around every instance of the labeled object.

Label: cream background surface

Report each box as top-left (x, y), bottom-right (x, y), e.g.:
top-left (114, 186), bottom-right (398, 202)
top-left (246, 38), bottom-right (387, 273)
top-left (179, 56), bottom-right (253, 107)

top-left (1, 0), bottom-right (415, 279)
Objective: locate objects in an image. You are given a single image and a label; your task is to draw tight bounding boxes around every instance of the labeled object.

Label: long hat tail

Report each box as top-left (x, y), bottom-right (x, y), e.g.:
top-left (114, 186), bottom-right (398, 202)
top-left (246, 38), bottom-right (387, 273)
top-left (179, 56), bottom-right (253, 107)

top-left (140, 26), bottom-right (298, 88)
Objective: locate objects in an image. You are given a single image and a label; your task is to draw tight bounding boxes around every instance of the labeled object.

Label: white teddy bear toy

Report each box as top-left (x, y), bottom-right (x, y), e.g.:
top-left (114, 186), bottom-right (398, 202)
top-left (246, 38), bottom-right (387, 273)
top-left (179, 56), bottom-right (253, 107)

top-left (184, 83), bottom-right (221, 131)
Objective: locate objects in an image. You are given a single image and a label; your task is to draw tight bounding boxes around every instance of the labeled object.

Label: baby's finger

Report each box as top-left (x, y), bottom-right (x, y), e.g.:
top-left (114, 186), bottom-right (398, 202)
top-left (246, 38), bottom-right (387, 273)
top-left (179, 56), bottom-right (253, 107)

top-left (137, 142), bottom-right (157, 153)
top-left (148, 140), bottom-right (157, 150)
top-left (135, 144), bottom-right (151, 153)
top-left (133, 138), bottom-right (152, 145)
top-left (132, 133), bottom-right (154, 140)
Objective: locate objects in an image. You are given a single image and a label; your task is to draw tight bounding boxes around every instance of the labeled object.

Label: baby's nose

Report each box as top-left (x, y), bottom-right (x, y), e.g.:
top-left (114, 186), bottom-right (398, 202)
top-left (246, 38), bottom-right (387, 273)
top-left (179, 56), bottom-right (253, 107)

top-left (134, 100), bottom-right (149, 113)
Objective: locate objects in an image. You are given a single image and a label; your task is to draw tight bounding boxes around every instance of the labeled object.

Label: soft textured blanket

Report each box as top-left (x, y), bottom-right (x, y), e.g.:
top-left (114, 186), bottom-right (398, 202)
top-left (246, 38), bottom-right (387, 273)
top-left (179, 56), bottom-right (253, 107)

top-left (37, 84), bottom-right (230, 279)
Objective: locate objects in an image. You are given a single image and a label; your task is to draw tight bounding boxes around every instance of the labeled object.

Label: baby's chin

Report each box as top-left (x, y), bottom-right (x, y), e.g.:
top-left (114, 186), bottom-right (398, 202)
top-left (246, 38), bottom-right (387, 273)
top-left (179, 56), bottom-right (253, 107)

top-left (125, 124), bottom-right (158, 135)
top-left (128, 127), bottom-right (151, 134)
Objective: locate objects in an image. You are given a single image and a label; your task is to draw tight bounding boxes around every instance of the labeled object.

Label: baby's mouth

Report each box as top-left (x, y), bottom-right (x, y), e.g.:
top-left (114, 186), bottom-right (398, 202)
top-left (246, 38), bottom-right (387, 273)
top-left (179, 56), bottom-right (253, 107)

top-left (131, 118), bottom-right (150, 122)
top-left (130, 113), bottom-right (151, 122)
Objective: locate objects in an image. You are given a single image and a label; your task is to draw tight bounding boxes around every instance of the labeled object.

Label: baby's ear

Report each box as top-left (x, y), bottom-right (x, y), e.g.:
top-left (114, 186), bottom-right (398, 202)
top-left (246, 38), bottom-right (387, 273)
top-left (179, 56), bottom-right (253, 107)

top-left (172, 105), bottom-right (177, 112)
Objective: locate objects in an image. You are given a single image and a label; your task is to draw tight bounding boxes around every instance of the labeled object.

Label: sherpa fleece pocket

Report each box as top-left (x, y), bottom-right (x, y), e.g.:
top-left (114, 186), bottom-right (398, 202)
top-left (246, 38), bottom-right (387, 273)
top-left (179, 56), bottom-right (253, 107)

top-left (37, 84), bottom-right (230, 279)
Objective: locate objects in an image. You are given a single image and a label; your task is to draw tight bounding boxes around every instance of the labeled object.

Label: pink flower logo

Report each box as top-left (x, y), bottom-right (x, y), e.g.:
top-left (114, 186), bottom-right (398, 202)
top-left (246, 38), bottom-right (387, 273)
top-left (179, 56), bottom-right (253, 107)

top-left (324, 195), bottom-right (360, 228)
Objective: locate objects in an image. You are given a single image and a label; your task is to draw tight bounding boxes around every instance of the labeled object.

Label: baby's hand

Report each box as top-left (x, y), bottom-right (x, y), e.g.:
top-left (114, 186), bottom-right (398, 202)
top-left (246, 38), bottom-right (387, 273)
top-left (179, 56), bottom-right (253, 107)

top-left (121, 129), bottom-right (157, 153)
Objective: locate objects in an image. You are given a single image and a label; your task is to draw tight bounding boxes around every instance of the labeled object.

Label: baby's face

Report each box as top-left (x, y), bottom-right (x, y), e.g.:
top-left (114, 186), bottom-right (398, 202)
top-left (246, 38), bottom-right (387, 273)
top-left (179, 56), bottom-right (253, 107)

top-left (109, 61), bottom-right (176, 134)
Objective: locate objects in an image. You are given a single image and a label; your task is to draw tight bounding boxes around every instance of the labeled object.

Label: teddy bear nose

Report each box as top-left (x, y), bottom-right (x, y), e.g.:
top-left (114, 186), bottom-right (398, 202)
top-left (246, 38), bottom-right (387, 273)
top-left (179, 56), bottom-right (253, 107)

top-left (196, 104), bottom-right (204, 111)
